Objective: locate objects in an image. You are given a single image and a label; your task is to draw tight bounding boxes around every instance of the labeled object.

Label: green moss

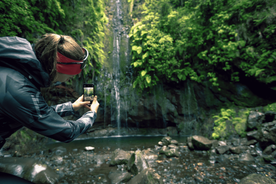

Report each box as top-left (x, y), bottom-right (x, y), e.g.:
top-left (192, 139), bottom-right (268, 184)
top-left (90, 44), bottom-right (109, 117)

top-left (263, 102), bottom-right (276, 112)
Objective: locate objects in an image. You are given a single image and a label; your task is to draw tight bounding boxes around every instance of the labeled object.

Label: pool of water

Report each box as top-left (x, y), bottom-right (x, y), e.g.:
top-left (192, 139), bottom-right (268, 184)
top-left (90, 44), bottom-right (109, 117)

top-left (47, 135), bottom-right (188, 152)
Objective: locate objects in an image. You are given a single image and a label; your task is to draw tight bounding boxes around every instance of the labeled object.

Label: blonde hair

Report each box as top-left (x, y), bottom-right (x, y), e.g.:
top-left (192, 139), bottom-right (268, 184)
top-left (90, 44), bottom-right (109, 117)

top-left (34, 33), bottom-right (84, 81)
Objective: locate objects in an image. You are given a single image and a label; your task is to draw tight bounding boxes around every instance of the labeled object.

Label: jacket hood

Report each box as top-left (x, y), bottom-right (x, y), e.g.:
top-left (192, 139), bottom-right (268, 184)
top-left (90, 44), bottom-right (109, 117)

top-left (0, 36), bottom-right (50, 88)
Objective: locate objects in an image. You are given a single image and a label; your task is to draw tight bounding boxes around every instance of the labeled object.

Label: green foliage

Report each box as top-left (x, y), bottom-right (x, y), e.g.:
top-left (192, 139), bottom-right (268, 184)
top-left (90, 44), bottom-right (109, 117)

top-left (1, 0), bottom-right (107, 84)
top-left (129, 0), bottom-right (276, 91)
top-left (212, 108), bottom-right (249, 139)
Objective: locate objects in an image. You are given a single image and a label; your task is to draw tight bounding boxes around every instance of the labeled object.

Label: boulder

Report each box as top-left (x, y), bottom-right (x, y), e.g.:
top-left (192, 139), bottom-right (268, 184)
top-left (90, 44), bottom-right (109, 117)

top-left (127, 168), bottom-right (163, 184)
top-left (142, 149), bottom-right (158, 168)
top-left (230, 146), bottom-right (248, 154)
top-left (239, 153), bottom-right (254, 162)
top-left (127, 150), bottom-right (149, 175)
top-left (161, 137), bottom-right (172, 146)
top-left (165, 148), bottom-right (180, 157)
top-left (247, 111), bottom-right (265, 130)
top-left (108, 171), bottom-right (132, 184)
top-left (263, 145), bottom-right (276, 155)
top-left (190, 135), bottom-right (217, 151)
top-left (110, 148), bottom-right (131, 166)
top-left (0, 157), bottom-right (58, 184)
top-left (240, 173), bottom-right (276, 184)
top-left (216, 146), bottom-right (229, 154)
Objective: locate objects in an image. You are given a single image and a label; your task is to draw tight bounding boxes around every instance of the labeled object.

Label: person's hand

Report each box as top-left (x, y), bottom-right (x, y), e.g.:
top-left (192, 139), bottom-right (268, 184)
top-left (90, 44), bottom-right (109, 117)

top-left (72, 95), bottom-right (90, 111)
top-left (90, 95), bottom-right (99, 113)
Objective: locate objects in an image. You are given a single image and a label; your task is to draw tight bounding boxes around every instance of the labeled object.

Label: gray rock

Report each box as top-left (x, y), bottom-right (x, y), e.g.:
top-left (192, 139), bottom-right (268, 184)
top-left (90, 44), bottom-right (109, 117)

top-left (168, 145), bottom-right (178, 149)
top-left (165, 148), bottom-right (180, 157)
top-left (161, 137), bottom-right (172, 146)
top-left (110, 148), bottom-right (131, 166)
top-left (187, 136), bottom-right (194, 150)
top-left (170, 140), bottom-right (178, 145)
top-left (158, 141), bottom-right (163, 146)
top-left (218, 141), bottom-right (227, 146)
top-left (142, 149), bottom-right (158, 168)
top-left (126, 150), bottom-right (149, 175)
top-left (0, 157), bottom-right (58, 183)
top-left (108, 171), bottom-right (132, 184)
top-left (247, 139), bottom-right (257, 146)
top-left (247, 111), bottom-right (265, 130)
top-left (127, 168), bottom-right (163, 184)
top-left (230, 146), bottom-right (248, 154)
top-left (247, 131), bottom-right (260, 140)
top-left (240, 173), bottom-right (276, 184)
top-left (216, 146), bottom-right (229, 154)
top-left (159, 146), bottom-right (168, 154)
top-left (51, 146), bottom-right (67, 156)
top-left (263, 145), bottom-right (276, 155)
top-left (191, 135), bottom-right (217, 151)
top-left (50, 156), bottom-right (63, 165)
top-left (239, 153), bottom-right (254, 162)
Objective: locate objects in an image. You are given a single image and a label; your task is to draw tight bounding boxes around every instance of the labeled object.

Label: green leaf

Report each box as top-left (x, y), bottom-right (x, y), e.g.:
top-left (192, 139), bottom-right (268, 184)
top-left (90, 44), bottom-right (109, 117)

top-left (146, 75), bottom-right (151, 84)
top-left (133, 61), bottom-right (142, 67)
top-left (142, 52), bottom-right (149, 60)
top-left (137, 46), bottom-right (142, 54)
top-left (141, 70), bottom-right (147, 77)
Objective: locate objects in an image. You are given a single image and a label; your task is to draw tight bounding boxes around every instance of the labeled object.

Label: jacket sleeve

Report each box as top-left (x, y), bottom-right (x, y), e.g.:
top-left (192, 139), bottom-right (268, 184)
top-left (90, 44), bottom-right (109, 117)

top-left (3, 78), bottom-right (97, 143)
top-left (51, 102), bottom-right (76, 117)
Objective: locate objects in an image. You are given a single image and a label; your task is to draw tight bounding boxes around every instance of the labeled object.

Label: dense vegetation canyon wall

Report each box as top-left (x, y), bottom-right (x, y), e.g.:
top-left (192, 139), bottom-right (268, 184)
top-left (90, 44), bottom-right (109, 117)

top-left (2, 0), bottom-right (276, 145)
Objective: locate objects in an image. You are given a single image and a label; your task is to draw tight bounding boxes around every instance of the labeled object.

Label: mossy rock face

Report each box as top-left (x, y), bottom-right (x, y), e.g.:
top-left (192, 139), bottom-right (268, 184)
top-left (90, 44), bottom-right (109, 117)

top-left (240, 173), bottom-right (276, 184)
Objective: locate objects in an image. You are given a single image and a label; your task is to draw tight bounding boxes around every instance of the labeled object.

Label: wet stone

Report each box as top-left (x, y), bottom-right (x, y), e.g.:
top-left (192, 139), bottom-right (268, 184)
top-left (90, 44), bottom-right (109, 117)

top-left (216, 146), bottom-right (229, 154)
top-left (239, 153), bottom-right (254, 162)
top-left (170, 140), bottom-right (178, 145)
top-left (161, 136), bottom-right (172, 146)
top-left (85, 146), bottom-right (95, 151)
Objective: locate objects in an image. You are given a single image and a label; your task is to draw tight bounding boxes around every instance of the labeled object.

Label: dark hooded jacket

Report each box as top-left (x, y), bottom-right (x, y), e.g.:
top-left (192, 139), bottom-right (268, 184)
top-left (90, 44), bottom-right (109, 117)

top-left (0, 36), bottom-right (97, 148)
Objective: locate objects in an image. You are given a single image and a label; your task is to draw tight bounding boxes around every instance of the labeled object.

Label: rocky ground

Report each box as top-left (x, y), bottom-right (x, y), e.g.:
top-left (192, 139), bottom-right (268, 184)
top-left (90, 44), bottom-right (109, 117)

top-left (1, 135), bottom-right (276, 184)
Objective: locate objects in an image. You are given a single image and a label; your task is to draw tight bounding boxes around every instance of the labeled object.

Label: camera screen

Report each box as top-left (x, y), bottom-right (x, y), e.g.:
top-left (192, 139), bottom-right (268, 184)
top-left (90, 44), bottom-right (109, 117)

top-left (84, 87), bottom-right (94, 101)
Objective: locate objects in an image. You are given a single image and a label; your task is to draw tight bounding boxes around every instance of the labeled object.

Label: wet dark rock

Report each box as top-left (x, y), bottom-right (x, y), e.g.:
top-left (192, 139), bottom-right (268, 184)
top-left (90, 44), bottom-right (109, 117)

top-left (216, 146), bottom-right (229, 154)
top-left (51, 146), bottom-right (67, 156)
top-left (50, 156), bottom-right (63, 165)
top-left (127, 150), bottom-right (149, 175)
top-left (240, 173), bottom-right (276, 184)
top-left (230, 146), bottom-right (247, 154)
top-left (218, 141), bottom-right (227, 146)
top-left (170, 140), bottom-right (178, 145)
top-left (159, 146), bottom-right (168, 154)
top-left (264, 111), bottom-right (276, 122)
top-left (127, 168), bottom-right (163, 184)
top-left (247, 139), bottom-right (258, 146)
top-left (110, 148), bottom-right (131, 166)
top-left (187, 136), bottom-right (194, 150)
top-left (263, 145), bottom-right (276, 155)
top-left (165, 148), bottom-right (180, 157)
top-left (190, 135), bottom-right (217, 151)
top-left (0, 157), bottom-right (58, 183)
top-left (239, 153), bottom-right (254, 162)
top-left (168, 145), bottom-right (178, 149)
top-left (247, 111), bottom-right (265, 130)
top-left (247, 130), bottom-right (261, 140)
top-left (142, 149), bottom-right (158, 168)
top-left (108, 170), bottom-right (132, 184)
top-left (161, 137), bottom-right (172, 146)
